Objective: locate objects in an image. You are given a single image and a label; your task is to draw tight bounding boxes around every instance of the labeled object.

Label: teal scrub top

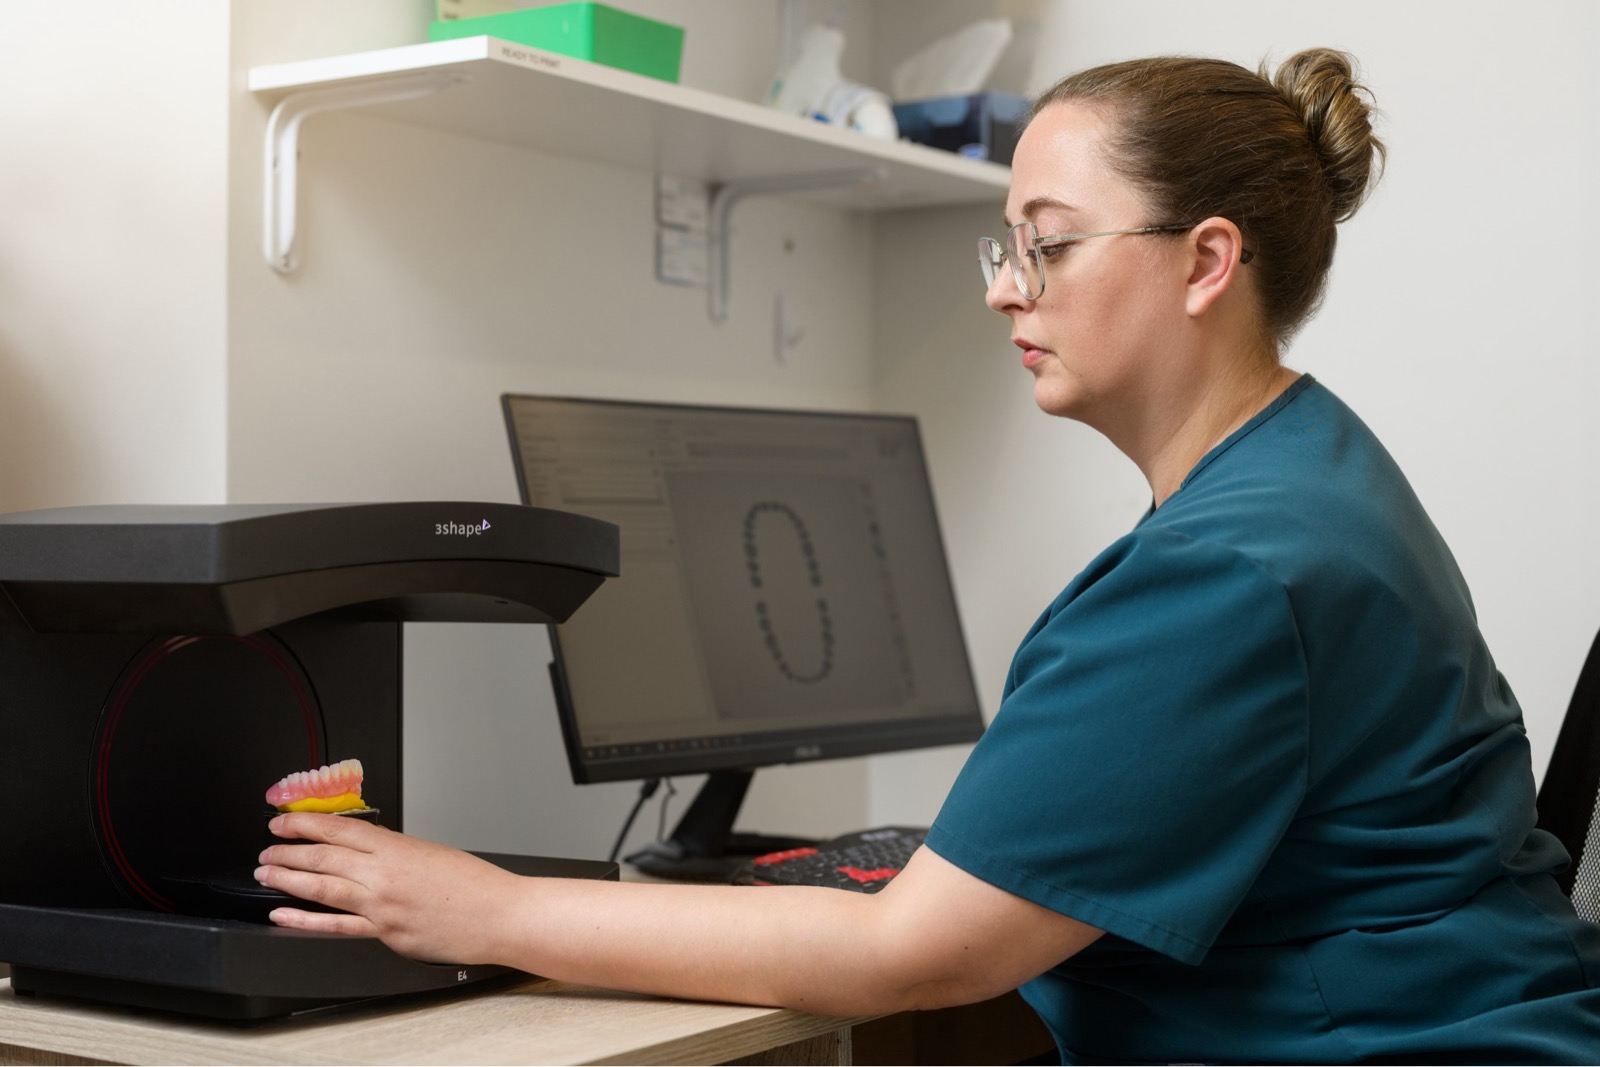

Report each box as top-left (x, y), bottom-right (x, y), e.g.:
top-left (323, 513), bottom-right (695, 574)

top-left (926, 376), bottom-right (1600, 1064)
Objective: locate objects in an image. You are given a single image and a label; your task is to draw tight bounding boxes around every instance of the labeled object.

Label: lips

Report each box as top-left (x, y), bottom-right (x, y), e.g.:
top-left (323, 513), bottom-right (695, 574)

top-left (1014, 337), bottom-right (1050, 369)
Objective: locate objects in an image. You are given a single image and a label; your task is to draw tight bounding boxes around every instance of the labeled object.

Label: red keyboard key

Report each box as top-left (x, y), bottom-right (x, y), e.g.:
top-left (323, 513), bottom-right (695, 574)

top-left (753, 846), bottom-right (818, 866)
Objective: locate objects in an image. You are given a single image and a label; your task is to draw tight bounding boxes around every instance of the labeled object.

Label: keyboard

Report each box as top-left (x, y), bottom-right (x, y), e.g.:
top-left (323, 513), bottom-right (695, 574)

top-left (745, 826), bottom-right (926, 893)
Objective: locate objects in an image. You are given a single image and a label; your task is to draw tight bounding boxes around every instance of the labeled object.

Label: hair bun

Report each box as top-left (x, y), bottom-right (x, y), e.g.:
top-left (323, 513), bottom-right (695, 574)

top-left (1269, 48), bottom-right (1386, 222)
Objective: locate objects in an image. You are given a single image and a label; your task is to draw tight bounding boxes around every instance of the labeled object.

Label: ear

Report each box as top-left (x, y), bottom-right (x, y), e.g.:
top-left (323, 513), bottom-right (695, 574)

top-left (1184, 217), bottom-right (1247, 319)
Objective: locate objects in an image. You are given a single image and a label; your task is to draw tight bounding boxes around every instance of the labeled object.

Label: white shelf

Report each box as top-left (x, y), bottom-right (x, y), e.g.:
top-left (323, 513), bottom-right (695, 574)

top-left (248, 36), bottom-right (1011, 211)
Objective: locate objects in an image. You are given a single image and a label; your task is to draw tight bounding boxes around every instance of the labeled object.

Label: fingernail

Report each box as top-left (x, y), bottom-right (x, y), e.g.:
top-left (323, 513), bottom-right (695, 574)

top-left (254, 866), bottom-right (269, 883)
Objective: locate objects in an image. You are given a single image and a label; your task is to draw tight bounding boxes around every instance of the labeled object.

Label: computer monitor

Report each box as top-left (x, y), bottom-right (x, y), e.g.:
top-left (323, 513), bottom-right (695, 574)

top-left (502, 394), bottom-right (985, 879)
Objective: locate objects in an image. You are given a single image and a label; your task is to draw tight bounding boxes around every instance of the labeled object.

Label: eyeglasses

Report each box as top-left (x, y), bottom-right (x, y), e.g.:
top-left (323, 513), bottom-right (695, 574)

top-left (979, 219), bottom-right (1205, 300)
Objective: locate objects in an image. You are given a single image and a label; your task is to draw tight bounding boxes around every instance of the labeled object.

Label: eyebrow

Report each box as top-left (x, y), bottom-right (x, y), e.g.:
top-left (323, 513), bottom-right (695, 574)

top-left (1005, 195), bottom-right (1078, 228)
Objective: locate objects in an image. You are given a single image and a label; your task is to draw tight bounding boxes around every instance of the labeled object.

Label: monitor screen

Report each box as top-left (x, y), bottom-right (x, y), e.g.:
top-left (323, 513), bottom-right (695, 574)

top-left (502, 394), bottom-right (984, 875)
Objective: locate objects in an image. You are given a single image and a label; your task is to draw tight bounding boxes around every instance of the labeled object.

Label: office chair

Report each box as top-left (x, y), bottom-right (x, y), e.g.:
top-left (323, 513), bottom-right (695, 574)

top-left (1535, 622), bottom-right (1600, 922)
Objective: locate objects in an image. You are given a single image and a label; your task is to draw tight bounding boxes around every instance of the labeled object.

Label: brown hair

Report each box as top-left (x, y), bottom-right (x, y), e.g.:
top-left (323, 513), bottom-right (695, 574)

top-left (1032, 48), bottom-right (1386, 347)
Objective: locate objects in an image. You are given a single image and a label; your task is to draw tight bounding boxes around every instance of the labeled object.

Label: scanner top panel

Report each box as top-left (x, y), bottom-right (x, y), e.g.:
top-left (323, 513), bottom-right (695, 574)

top-left (0, 502), bottom-right (618, 583)
top-left (0, 502), bottom-right (619, 633)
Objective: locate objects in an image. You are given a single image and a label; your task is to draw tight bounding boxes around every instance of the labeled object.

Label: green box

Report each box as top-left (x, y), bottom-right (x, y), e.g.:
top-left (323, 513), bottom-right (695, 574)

top-left (429, 3), bottom-right (684, 83)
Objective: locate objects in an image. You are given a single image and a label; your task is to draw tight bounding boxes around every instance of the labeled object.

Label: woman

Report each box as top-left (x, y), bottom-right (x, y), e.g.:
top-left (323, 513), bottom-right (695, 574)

top-left (257, 49), bottom-right (1600, 1062)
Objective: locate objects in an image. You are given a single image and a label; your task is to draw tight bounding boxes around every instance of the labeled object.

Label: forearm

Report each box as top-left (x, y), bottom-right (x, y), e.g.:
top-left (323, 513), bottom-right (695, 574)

top-left (486, 877), bottom-right (980, 1016)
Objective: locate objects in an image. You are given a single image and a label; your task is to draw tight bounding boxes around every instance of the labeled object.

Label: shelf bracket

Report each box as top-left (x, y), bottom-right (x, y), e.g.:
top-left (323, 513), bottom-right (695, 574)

top-left (707, 167), bottom-right (887, 325)
top-left (263, 72), bottom-right (462, 273)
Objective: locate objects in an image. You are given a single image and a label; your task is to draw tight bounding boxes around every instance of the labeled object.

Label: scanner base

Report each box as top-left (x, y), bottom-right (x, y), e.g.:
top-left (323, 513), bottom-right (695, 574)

top-left (0, 854), bottom-right (616, 1021)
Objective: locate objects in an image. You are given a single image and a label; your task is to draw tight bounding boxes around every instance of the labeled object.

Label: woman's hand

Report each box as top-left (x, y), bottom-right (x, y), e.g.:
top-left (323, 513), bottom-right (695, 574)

top-left (256, 812), bottom-right (524, 965)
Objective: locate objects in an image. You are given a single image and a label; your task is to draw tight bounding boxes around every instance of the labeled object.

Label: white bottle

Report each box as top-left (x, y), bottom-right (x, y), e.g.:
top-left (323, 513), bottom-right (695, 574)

top-left (765, 23), bottom-right (846, 120)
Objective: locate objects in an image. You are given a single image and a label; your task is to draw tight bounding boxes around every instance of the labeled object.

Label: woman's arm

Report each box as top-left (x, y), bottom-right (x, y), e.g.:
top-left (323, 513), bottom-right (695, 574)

top-left (256, 813), bottom-right (1102, 1016)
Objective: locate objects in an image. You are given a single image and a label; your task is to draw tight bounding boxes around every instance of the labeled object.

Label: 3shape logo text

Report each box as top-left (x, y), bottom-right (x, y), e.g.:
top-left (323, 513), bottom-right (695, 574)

top-left (435, 519), bottom-right (492, 536)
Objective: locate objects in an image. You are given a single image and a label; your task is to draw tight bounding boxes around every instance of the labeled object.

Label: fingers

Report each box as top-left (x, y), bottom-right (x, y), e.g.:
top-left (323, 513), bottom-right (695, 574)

top-left (255, 856), bottom-right (370, 911)
top-left (268, 811), bottom-right (385, 850)
top-left (267, 905), bottom-right (379, 939)
top-left (257, 824), bottom-right (375, 914)
top-left (258, 816), bottom-right (411, 925)
top-left (258, 840), bottom-right (340, 874)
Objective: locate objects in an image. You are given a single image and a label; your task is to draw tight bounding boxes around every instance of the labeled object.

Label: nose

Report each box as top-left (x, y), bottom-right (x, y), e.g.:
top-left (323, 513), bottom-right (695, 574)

top-left (984, 265), bottom-right (1029, 316)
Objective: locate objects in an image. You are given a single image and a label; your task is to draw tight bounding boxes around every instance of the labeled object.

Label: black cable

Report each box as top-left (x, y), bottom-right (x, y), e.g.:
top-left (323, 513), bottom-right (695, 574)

top-left (656, 778), bottom-right (679, 841)
top-left (608, 777), bottom-right (662, 863)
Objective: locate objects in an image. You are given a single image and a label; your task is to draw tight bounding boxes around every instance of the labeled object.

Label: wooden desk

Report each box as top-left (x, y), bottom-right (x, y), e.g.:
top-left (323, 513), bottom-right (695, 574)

top-left (0, 975), bottom-right (1053, 1066)
top-left (0, 976), bottom-right (866, 1066)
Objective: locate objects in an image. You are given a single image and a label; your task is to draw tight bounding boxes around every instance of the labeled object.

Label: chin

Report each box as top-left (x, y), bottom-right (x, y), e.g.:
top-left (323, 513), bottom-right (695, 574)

top-left (1031, 375), bottom-right (1088, 421)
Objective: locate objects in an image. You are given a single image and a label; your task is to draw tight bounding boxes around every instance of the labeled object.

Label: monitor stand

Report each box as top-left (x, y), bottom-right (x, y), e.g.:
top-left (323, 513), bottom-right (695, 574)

top-left (624, 770), bottom-right (816, 882)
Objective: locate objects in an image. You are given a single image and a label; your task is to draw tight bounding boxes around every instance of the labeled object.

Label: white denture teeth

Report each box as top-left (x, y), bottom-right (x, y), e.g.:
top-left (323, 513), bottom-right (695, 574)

top-left (265, 758), bottom-right (366, 806)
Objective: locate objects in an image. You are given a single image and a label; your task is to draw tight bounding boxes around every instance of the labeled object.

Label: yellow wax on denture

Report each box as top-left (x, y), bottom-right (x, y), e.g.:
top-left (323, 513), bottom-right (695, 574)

top-left (278, 792), bottom-right (365, 813)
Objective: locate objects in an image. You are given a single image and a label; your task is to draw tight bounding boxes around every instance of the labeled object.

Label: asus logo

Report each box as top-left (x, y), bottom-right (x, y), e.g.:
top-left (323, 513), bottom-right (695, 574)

top-left (794, 744), bottom-right (823, 760)
top-left (435, 520), bottom-right (491, 537)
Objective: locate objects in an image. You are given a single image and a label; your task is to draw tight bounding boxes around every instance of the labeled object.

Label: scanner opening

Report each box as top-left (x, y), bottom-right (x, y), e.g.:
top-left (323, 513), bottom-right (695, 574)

top-left (91, 633), bottom-right (327, 915)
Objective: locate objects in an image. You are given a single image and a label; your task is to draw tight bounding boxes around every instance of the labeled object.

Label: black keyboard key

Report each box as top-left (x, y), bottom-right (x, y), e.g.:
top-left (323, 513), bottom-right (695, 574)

top-left (748, 826), bottom-right (926, 893)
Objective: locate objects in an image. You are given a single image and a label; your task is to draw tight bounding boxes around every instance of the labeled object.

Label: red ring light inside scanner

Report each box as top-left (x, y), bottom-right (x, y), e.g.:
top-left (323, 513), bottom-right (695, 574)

top-left (92, 634), bottom-right (324, 913)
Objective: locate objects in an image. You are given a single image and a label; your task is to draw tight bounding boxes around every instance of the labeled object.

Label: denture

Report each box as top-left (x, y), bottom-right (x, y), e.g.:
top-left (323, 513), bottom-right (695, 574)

top-left (265, 758), bottom-right (367, 813)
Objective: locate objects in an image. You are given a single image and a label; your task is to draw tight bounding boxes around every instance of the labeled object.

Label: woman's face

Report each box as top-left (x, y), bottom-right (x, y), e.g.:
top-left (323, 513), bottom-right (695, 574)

top-left (987, 102), bottom-right (1192, 432)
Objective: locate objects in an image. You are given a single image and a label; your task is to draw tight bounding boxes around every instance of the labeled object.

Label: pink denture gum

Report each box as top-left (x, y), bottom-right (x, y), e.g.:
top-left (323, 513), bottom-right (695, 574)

top-left (265, 758), bottom-right (366, 813)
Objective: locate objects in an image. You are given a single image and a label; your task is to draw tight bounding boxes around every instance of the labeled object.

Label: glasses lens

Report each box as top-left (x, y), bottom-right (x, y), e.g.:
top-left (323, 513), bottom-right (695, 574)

top-left (978, 237), bottom-right (1004, 288)
top-left (1006, 222), bottom-right (1043, 299)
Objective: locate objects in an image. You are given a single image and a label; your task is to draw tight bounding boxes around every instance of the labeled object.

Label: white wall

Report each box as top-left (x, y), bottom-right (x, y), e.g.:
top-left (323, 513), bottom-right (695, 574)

top-left (0, 4), bottom-right (230, 510)
top-left (871, 0), bottom-right (1600, 821)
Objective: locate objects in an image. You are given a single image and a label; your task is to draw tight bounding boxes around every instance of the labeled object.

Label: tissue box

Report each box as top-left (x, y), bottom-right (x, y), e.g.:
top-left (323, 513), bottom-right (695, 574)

top-left (428, 3), bottom-right (684, 83)
top-left (892, 92), bottom-right (1029, 165)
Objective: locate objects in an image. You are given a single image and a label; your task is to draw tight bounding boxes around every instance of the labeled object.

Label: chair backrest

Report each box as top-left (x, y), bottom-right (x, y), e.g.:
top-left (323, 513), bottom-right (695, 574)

top-left (1536, 624), bottom-right (1600, 921)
